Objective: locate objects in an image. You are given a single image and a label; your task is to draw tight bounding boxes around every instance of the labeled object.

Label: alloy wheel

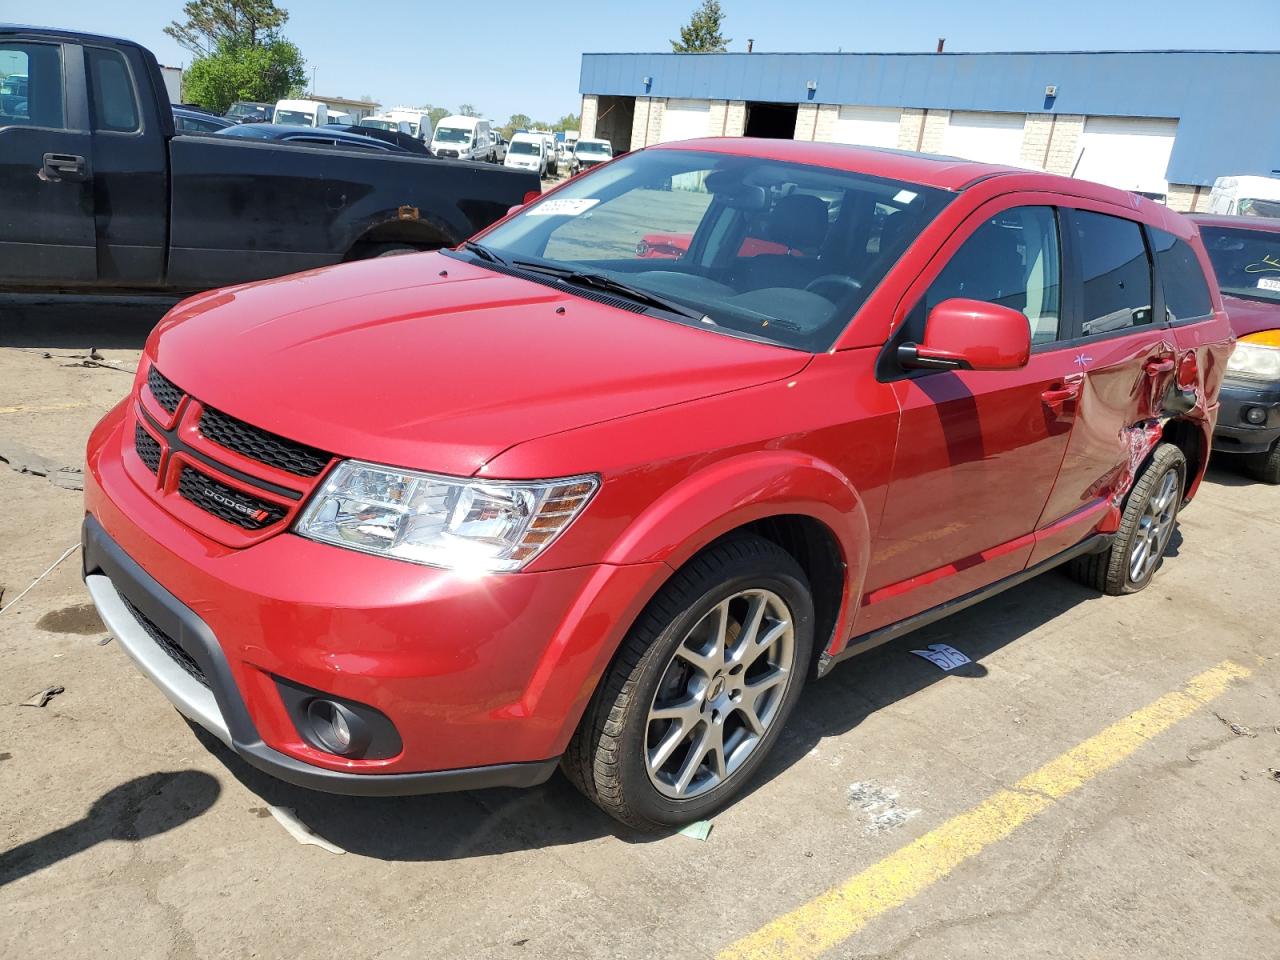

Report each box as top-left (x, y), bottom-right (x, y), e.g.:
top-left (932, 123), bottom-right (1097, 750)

top-left (1128, 469), bottom-right (1179, 583)
top-left (644, 589), bottom-right (796, 800)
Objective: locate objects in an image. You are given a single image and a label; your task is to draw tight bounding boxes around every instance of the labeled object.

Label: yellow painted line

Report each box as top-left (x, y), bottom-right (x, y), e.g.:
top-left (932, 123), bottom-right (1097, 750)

top-left (718, 659), bottom-right (1252, 960)
top-left (0, 401), bottom-right (90, 415)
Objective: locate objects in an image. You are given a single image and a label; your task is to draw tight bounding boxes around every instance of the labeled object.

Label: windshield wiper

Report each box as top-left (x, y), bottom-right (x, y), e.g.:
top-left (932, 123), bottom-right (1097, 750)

top-left (461, 241), bottom-right (508, 266)
top-left (509, 260), bottom-right (710, 323)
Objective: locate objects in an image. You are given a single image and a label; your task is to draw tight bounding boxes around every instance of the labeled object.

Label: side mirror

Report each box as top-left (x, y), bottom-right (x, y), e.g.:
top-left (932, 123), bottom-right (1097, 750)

top-left (507, 204), bottom-right (524, 217)
top-left (900, 298), bottom-right (1031, 372)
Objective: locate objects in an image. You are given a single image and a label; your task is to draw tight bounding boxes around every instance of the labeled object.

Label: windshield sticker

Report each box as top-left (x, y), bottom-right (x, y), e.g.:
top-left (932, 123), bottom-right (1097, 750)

top-left (892, 189), bottom-right (918, 205)
top-left (527, 198), bottom-right (600, 217)
top-left (1258, 277), bottom-right (1280, 292)
top-left (1244, 254), bottom-right (1280, 274)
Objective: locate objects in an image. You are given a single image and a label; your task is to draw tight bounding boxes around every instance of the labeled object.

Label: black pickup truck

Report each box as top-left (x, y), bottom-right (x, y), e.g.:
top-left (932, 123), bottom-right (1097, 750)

top-left (0, 25), bottom-right (540, 292)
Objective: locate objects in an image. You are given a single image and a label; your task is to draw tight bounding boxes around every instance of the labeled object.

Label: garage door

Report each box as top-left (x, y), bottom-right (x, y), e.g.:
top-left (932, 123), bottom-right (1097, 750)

top-left (660, 99), bottom-right (711, 143)
top-left (1073, 117), bottom-right (1178, 195)
top-left (832, 106), bottom-right (902, 148)
top-left (941, 111), bottom-right (1027, 165)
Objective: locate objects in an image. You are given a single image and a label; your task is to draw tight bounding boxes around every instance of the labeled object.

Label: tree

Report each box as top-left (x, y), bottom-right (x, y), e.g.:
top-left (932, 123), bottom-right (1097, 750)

top-left (502, 113), bottom-right (532, 139)
top-left (458, 103), bottom-right (480, 118)
top-left (553, 112), bottom-right (581, 133)
top-left (165, 0), bottom-right (289, 56)
top-left (671, 0), bottom-right (730, 53)
top-left (182, 36), bottom-right (305, 113)
top-left (426, 106), bottom-right (449, 129)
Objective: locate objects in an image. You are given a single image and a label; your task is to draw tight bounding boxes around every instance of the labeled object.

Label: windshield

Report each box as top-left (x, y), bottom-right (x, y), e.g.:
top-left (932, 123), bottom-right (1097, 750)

top-left (578, 142), bottom-right (610, 156)
top-left (435, 126), bottom-right (471, 143)
top-left (1200, 226), bottom-right (1280, 305)
top-left (225, 102), bottom-right (267, 119)
top-left (275, 110), bottom-right (313, 126)
top-left (472, 148), bottom-right (950, 351)
top-left (361, 119), bottom-right (394, 131)
top-left (1240, 198), bottom-right (1280, 219)
top-left (510, 140), bottom-right (540, 155)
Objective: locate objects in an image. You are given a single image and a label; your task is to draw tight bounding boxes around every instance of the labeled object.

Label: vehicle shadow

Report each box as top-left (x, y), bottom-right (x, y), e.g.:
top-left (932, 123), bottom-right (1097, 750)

top-left (1201, 459), bottom-right (1256, 488)
top-left (196, 566), bottom-right (1103, 861)
top-left (0, 294), bottom-right (176, 351)
top-left (0, 770), bottom-right (220, 888)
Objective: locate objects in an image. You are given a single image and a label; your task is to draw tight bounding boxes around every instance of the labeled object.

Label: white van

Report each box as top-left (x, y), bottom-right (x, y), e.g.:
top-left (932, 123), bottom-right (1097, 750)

top-left (431, 116), bottom-right (493, 161)
top-left (360, 115), bottom-right (413, 136)
top-left (273, 99), bottom-right (328, 128)
top-left (1207, 176), bottom-right (1280, 218)
top-left (505, 131), bottom-right (547, 177)
top-left (326, 109), bottom-right (352, 126)
top-left (383, 107), bottom-right (433, 142)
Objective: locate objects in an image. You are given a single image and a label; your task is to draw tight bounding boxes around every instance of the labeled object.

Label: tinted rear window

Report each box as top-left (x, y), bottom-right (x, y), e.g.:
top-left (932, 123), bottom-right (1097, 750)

top-left (1199, 225), bottom-right (1280, 305)
top-left (86, 47), bottom-right (139, 132)
top-left (1073, 211), bottom-right (1154, 336)
top-left (1150, 229), bottom-right (1213, 323)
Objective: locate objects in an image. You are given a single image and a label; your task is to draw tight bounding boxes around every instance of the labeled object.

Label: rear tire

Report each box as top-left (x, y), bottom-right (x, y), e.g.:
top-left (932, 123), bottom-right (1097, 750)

top-left (366, 243), bottom-right (421, 259)
top-left (563, 535), bottom-right (813, 830)
top-left (1245, 440), bottom-right (1280, 484)
top-left (1069, 442), bottom-right (1186, 595)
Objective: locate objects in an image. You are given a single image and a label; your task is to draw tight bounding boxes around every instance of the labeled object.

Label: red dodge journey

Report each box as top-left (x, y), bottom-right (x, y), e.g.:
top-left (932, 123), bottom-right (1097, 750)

top-left (84, 139), bottom-right (1231, 829)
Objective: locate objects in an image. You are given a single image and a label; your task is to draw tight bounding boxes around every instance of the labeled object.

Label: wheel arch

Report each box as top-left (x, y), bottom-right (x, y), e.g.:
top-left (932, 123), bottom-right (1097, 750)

top-left (1159, 416), bottom-right (1208, 503)
top-left (343, 215), bottom-right (456, 260)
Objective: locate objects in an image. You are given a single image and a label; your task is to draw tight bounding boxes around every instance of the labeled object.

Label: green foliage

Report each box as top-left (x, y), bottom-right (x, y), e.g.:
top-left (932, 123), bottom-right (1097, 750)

top-left (501, 113), bottom-right (532, 139)
top-left (182, 36), bottom-right (305, 113)
top-left (671, 0), bottom-right (730, 53)
top-left (165, 0), bottom-right (289, 55)
top-left (426, 106), bottom-right (449, 129)
top-left (553, 112), bottom-right (581, 133)
top-left (458, 103), bottom-right (479, 117)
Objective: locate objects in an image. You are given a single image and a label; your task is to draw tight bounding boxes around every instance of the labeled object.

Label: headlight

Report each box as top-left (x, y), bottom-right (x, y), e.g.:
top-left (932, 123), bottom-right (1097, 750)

top-left (295, 460), bottom-right (598, 572)
top-left (1226, 331), bottom-right (1280, 381)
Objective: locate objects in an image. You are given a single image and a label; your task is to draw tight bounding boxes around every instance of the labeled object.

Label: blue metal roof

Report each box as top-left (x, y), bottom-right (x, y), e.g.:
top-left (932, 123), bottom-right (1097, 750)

top-left (579, 51), bottom-right (1280, 186)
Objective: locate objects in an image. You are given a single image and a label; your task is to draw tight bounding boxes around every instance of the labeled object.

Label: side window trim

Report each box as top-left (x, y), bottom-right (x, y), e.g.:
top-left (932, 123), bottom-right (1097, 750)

top-left (1057, 206), bottom-right (1165, 347)
top-left (84, 44), bottom-right (143, 135)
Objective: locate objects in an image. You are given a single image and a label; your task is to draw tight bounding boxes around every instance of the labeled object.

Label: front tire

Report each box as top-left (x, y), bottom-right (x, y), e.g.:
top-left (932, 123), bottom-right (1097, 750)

top-left (1070, 442), bottom-right (1186, 595)
top-left (1245, 439), bottom-right (1280, 484)
top-left (563, 536), bottom-right (813, 830)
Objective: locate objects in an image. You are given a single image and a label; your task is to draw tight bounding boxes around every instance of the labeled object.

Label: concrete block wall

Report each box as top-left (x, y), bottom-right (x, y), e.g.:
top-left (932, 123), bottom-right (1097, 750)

top-left (813, 104), bottom-right (840, 142)
top-left (919, 110), bottom-right (950, 153)
top-left (707, 100), bottom-right (728, 135)
top-left (794, 102), bottom-right (819, 141)
top-left (1042, 115), bottom-right (1085, 175)
top-left (725, 101), bottom-right (746, 136)
top-left (897, 108), bottom-right (926, 150)
top-left (1166, 183), bottom-right (1209, 212)
top-left (579, 95), bottom-right (598, 141)
top-left (646, 98), bottom-right (666, 145)
top-left (631, 97), bottom-right (668, 148)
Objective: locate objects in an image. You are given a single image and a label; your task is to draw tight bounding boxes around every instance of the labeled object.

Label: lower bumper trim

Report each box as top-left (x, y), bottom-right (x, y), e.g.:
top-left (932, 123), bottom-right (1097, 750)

top-left (82, 514), bottom-right (560, 797)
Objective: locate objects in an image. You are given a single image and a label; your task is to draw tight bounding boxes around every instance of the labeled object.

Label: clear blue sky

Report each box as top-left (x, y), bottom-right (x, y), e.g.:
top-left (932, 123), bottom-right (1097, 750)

top-left (31, 0), bottom-right (1280, 122)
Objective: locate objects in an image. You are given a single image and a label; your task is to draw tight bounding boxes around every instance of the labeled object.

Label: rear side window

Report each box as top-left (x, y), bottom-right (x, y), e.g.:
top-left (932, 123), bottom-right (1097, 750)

top-left (923, 206), bottom-right (1063, 345)
top-left (86, 47), bottom-right (140, 133)
top-left (0, 42), bottom-right (64, 128)
top-left (1073, 211), bottom-right (1154, 336)
top-left (1150, 229), bottom-right (1214, 323)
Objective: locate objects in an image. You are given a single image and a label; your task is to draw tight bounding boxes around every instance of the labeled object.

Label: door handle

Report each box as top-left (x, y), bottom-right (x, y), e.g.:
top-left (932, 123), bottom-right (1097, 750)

top-left (40, 153), bottom-right (87, 183)
top-left (1144, 357), bottom-right (1175, 376)
top-left (1041, 383), bottom-right (1080, 416)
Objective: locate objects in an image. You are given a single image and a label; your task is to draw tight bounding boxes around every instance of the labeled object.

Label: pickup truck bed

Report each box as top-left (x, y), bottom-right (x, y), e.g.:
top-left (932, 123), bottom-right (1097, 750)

top-left (0, 25), bottom-right (539, 293)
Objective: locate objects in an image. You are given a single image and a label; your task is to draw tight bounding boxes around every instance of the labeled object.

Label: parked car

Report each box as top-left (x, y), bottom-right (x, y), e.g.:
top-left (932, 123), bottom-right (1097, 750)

top-left (381, 107), bottom-right (432, 142)
top-left (83, 137), bottom-right (1230, 829)
top-left (172, 106), bottom-right (234, 133)
top-left (217, 122), bottom-right (411, 152)
top-left (504, 131), bottom-right (548, 177)
top-left (224, 100), bottom-right (274, 124)
top-left (0, 26), bottom-right (539, 293)
top-left (360, 114), bottom-right (412, 136)
top-left (273, 98), bottom-right (328, 127)
top-left (571, 137), bottom-right (612, 174)
top-left (491, 132), bottom-right (507, 163)
top-left (1206, 176), bottom-right (1280, 219)
top-left (326, 109), bottom-right (353, 126)
top-left (431, 115), bottom-right (493, 161)
top-left (1191, 214), bottom-right (1280, 482)
top-left (542, 133), bottom-right (559, 176)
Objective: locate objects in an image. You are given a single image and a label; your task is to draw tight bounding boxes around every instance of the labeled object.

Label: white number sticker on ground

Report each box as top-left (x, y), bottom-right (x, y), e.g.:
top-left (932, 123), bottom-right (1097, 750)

top-left (1257, 276), bottom-right (1280, 292)
top-left (527, 198), bottom-right (600, 217)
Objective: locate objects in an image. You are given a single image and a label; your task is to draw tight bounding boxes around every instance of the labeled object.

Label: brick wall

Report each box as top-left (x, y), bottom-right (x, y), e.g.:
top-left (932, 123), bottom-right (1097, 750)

top-left (579, 95), bottom-right (598, 141)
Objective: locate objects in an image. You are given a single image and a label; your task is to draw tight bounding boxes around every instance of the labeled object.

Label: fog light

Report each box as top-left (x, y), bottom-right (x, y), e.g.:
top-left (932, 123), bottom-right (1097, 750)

top-left (1244, 406), bottom-right (1267, 425)
top-left (306, 699), bottom-right (364, 756)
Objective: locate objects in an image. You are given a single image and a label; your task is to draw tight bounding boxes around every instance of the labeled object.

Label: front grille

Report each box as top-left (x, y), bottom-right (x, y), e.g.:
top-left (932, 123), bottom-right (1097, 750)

top-left (178, 466), bottom-right (286, 530)
top-left (134, 423), bottom-right (162, 474)
top-left (119, 592), bottom-right (209, 688)
top-left (147, 366), bottom-right (183, 414)
top-left (199, 406), bottom-right (330, 478)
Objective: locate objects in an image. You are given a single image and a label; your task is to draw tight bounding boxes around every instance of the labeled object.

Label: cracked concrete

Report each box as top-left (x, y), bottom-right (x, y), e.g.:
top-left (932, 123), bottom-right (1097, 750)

top-left (2, 296), bottom-right (1279, 959)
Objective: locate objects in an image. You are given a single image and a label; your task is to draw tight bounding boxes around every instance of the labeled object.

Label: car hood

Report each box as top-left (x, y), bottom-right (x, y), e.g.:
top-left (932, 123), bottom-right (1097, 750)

top-left (150, 253), bottom-right (810, 476)
top-left (1222, 294), bottom-right (1280, 338)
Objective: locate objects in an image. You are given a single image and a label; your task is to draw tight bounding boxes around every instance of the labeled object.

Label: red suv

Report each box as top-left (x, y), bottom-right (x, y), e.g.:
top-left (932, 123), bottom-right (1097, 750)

top-left (84, 140), bottom-right (1230, 829)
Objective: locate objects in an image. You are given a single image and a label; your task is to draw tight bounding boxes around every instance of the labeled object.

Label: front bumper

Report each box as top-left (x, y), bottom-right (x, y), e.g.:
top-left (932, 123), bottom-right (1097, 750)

top-left (1212, 377), bottom-right (1280, 455)
top-left (84, 401), bottom-right (667, 794)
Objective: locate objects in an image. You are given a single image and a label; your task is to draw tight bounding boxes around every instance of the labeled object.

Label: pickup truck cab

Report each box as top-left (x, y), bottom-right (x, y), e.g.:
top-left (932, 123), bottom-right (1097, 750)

top-left (273, 98), bottom-right (327, 127)
top-left (83, 139), bottom-right (1229, 830)
top-left (0, 26), bottom-right (538, 292)
top-left (1191, 214), bottom-right (1280, 482)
